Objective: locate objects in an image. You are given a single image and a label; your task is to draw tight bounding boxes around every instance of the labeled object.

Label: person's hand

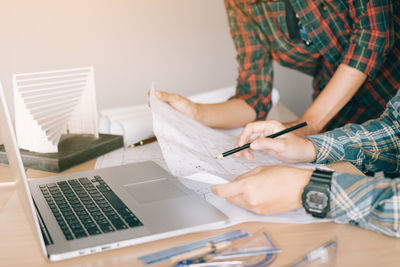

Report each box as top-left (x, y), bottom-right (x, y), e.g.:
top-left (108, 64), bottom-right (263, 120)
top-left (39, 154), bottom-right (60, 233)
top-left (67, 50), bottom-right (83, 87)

top-left (211, 166), bottom-right (313, 215)
top-left (234, 120), bottom-right (317, 163)
top-left (155, 90), bottom-right (199, 120)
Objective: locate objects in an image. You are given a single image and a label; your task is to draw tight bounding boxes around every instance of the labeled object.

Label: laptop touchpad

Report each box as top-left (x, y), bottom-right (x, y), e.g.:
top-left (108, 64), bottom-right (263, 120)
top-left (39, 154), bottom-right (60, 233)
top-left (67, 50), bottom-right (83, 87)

top-left (124, 178), bottom-right (186, 204)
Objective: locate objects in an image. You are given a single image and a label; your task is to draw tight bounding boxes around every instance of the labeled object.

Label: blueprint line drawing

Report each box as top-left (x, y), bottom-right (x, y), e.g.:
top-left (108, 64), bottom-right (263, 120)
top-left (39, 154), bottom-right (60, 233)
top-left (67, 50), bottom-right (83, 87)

top-left (149, 88), bottom-right (314, 181)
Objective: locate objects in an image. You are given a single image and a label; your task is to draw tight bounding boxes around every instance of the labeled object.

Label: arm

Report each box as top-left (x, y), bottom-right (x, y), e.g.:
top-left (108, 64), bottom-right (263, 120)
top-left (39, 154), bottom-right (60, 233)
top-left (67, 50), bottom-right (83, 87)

top-left (155, 91), bottom-right (256, 129)
top-left (212, 165), bottom-right (400, 238)
top-left (234, 91), bottom-right (400, 173)
top-left (331, 172), bottom-right (400, 238)
top-left (289, 0), bottom-right (394, 135)
top-left (225, 0), bottom-right (274, 122)
top-left (195, 99), bottom-right (256, 129)
top-left (307, 91), bottom-right (400, 173)
top-left (295, 64), bottom-right (367, 135)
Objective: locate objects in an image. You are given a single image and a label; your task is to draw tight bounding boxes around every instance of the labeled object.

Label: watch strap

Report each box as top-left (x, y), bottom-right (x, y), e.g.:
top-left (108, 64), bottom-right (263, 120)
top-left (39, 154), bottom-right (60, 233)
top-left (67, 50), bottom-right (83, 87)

top-left (303, 168), bottom-right (334, 218)
top-left (310, 168), bottom-right (334, 185)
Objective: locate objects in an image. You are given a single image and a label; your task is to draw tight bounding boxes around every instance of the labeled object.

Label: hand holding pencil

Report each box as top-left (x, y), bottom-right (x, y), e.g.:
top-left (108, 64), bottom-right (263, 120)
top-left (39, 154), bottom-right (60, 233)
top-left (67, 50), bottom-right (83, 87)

top-left (220, 120), bottom-right (317, 163)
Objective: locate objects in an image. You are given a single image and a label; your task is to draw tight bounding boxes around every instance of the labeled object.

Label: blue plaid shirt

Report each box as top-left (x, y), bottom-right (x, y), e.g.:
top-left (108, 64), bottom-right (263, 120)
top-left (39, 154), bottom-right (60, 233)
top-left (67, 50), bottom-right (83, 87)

top-left (307, 90), bottom-right (400, 237)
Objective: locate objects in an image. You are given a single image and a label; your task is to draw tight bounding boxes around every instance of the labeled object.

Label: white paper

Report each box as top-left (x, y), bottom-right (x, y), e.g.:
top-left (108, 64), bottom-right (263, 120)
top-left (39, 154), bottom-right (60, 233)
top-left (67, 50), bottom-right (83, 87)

top-left (149, 89), bottom-right (314, 181)
top-left (95, 142), bottom-right (167, 170)
top-left (183, 172), bottom-right (228, 185)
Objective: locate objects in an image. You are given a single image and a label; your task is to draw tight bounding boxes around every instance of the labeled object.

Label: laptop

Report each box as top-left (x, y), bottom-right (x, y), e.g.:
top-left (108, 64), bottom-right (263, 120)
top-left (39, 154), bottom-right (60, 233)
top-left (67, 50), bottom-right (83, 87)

top-left (0, 81), bottom-right (228, 261)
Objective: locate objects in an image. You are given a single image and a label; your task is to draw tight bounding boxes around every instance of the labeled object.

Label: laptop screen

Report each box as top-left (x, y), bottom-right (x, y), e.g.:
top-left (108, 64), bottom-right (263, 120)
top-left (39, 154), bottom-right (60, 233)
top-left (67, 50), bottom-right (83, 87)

top-left (0, 81), bottom-right (47, 256)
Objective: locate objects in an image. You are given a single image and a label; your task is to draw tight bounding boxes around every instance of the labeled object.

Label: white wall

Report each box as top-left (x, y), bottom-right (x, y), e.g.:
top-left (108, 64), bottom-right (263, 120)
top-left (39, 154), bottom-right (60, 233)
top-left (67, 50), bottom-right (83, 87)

top-left (0, 0), bottom-right (312, 117)
top-left (274, 63), bottom-right (313, 116)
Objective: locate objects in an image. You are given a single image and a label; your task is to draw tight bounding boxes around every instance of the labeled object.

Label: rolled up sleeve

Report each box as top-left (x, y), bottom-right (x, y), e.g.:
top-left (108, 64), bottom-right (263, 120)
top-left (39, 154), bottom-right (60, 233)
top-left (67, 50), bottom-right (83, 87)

top-left (225, 0), bottom-right (273, 120)
top-left (341, 0), bottom-right (394, 79)
top-left (307, 91), bottom-right (400, 174)
top-left (331, 172), bottom-right (400, 238)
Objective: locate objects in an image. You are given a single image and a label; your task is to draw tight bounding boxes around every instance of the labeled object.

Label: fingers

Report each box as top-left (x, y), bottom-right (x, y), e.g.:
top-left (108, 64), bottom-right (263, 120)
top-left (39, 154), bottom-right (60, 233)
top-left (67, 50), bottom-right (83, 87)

top-left (211, 167), bottom-right (264, 198)
top-left (233, 147), bottom-right (254, 160)
top-left (243, 149), bottom-right (254, 161)
top-left (250, 137), bottom-right (286, 153)
top-left (236, 120), bottom-right (286, 147)
top-left (236, 122), bottom-right (264, 147)
top-left (234, 121), bottom-right (272, 159)
top-left (155, 90), bottom-right (169, 101)
top-left (154, 90), bottom-right (178, 102)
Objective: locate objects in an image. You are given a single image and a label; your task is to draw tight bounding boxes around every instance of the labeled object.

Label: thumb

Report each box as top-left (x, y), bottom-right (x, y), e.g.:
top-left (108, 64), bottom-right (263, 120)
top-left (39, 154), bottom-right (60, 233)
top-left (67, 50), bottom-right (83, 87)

top-left (250, 138), bottom-right (285, 152)
top-left (211, 180), bottom-right (244, 198)
top-left (155, 90), bottom-right (175, 102)
top-left (154, 90), bottom-right (165, 100)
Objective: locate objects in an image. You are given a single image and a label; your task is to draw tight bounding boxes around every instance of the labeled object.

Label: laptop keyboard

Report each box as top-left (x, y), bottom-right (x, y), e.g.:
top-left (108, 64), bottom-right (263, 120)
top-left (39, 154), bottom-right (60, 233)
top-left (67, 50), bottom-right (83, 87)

top-left (39, 175), bottom-right (143, 241)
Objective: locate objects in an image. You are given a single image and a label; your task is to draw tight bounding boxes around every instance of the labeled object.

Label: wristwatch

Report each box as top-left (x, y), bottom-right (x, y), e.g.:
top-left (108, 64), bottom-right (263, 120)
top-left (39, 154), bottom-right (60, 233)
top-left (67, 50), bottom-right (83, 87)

top-left (302, 168), bottom-right (334, 218)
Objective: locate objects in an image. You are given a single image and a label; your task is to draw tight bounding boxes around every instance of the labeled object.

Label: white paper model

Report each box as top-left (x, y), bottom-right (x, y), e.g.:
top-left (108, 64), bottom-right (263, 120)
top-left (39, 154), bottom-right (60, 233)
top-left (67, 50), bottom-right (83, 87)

top-left (13, 67), bottom-right (99, 153)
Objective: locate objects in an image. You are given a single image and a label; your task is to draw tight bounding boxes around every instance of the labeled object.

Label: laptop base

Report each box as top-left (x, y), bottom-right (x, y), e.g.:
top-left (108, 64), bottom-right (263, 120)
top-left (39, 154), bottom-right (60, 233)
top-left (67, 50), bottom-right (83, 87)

top-left (0, 133), bottom-right (123, 172)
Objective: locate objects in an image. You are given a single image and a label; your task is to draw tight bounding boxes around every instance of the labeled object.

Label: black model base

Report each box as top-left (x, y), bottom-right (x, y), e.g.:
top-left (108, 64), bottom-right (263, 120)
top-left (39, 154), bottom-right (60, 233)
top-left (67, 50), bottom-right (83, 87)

top-left (0, 134), bottom-right (123, 173)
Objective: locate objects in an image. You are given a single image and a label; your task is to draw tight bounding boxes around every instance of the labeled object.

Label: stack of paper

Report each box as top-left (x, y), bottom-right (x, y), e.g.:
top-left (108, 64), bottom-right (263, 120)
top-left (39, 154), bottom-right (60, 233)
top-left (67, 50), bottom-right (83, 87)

top-left (98, 104), bottom-right (153, 147)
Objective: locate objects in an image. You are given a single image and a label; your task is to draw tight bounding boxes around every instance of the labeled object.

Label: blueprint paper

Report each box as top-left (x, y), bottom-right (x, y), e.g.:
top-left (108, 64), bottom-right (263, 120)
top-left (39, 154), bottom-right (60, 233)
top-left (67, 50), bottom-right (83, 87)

top-left (149, 89), bottom-right (314, 181)
top-left (95, 142), bottom-right (167, 170)
top-left (149, 89), bottom-right (330, 224)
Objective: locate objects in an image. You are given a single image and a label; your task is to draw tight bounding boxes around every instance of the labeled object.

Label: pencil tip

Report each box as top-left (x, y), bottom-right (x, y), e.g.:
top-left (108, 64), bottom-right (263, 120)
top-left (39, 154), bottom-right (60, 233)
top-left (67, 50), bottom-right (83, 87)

top-left (216, 154), bottom-right (223, 160)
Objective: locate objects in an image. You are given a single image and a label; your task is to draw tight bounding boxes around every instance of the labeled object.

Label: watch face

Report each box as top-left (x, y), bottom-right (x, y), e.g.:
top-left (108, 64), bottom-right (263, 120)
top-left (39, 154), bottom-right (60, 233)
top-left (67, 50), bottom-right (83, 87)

top-left (306, 190), bottom-right (328, 211)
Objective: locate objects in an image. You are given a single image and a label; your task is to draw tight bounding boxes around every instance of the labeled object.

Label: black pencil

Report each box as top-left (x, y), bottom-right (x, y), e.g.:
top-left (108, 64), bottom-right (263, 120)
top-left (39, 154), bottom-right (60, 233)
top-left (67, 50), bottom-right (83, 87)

top-left (216, 122), bottom-right (307, 159)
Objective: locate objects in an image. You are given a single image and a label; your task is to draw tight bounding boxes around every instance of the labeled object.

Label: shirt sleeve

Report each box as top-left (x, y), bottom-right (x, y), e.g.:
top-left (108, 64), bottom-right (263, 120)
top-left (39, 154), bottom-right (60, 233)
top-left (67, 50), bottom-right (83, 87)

top-left (341, 0), bottom-right (394, 79)
top-left (330, 172), bottom-right (400, 238)
top-left (225, 0), bottom-right (273, 120)
top-left (306, 91), bottom-right (400, 174)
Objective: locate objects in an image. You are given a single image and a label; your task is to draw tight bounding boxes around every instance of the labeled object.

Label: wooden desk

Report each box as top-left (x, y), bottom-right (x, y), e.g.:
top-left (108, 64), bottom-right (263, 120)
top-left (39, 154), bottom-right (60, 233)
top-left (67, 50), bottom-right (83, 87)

top-left (1, 105), bottom-right (399, 266)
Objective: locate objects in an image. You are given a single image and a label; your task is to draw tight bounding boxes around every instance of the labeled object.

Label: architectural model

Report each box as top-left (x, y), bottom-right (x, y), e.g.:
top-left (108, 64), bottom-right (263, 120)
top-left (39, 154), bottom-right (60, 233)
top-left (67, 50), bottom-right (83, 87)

top-left (13, 67), bottom-right (99, 153)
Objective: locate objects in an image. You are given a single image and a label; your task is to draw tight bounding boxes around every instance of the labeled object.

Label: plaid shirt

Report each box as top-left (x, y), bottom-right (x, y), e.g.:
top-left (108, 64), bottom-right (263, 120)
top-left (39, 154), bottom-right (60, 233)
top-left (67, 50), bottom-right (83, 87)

top-left (307, 90), bottom-right (400, 237)
top-left (226, 0), bottom-right (400, 130)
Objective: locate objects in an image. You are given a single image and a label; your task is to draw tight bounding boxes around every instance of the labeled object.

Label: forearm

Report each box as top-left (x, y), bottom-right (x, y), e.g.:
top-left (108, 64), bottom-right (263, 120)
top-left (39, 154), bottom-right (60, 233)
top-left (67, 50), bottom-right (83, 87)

top-left (196, 99), bottom-right (256, 129)
top-left (301, 64), bottom-right (367, 133)
top-left (307, 92), bottom-right (400, 173)
top-left (331, 172), bottom-right (400, 238)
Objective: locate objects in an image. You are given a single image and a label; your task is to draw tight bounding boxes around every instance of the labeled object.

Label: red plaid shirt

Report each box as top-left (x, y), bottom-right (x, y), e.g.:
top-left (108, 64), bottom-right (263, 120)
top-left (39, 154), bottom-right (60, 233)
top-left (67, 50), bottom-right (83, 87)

top-left (227, 0), bottom-right (400, 130)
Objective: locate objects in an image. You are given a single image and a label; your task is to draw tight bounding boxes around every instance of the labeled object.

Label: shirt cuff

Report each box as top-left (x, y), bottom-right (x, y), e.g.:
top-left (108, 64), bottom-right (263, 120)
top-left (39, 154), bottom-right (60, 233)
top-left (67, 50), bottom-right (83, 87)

top-left (341, 43), bottom-right (384, 79)
top-left (330, 172), bottom-right (370, 228)
top-left (306, 132), bottom-right (345, 165)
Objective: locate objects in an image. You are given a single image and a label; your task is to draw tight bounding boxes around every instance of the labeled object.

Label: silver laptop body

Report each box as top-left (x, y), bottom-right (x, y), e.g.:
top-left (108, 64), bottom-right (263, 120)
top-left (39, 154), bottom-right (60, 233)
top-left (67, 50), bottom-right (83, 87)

top-left (0, 82), bottom-right (228, 261)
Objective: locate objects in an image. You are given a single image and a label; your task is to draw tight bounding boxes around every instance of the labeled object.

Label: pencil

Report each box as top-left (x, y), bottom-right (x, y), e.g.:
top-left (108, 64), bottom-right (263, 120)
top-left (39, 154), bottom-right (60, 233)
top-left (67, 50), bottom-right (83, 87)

top-left (216, 122), bottom-right (307, 159)
top-left (169, 241), bottom-right (231, 263)
top-left (128, 136), bottom-right (157, 148)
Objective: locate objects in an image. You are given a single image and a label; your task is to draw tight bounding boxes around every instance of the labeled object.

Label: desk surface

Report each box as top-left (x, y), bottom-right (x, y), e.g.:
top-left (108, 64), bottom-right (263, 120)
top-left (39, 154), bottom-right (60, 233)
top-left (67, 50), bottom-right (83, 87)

top-left (1, 104), bottom-right (399, 266)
